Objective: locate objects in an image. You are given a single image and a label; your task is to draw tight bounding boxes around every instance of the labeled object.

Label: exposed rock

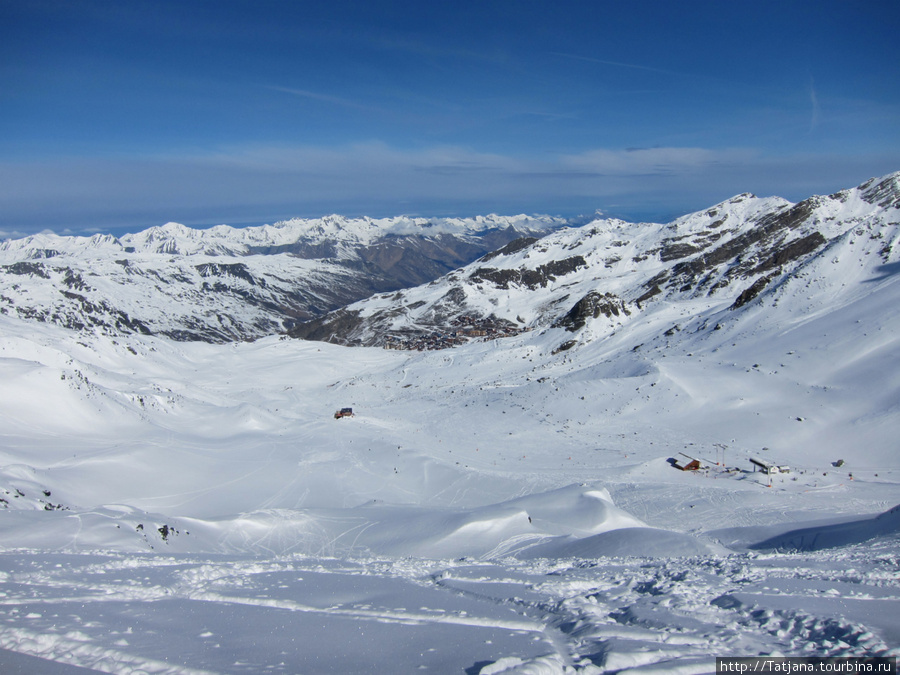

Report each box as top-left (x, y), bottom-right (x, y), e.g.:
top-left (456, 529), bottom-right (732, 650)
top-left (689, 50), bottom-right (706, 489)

top-left (4, 262), bottom-right (50, 279)
top-left (731, 274), bottom-right (778, 309)
top-left (552, 339), bottom-right (577, 354)
top-left (479, 237), bottom-right (539, 262)
top-left (288, 308), bottom-right (367, 344)
top-left (470, 256), bottom-right (588, 290)
top-left (859, 174), bottom-right (900, 209)
top-left (196, 262), bottom-right (257, 284)
top-left (553, 291), bottom-right (630, 332)
top-left (639, 207), bottom-right (829, 302)
top-left (659, 241), bottom-right (702, 262)
top-left (749, 232), bottom-right (827, 276)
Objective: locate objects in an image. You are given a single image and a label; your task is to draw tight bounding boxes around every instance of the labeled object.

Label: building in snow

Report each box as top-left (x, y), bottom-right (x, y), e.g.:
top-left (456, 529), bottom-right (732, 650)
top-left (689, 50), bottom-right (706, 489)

top-left (673, 453), bottom-right (702, 471)
top-left (750, 457), bottom-right (790, 475)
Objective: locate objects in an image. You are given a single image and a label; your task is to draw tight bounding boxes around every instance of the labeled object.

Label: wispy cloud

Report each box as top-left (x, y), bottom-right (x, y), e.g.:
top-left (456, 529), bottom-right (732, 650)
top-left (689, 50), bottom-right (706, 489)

top-left (808, 79), bottom-right (821, 133)
top-left (559, 146), bottom-right (747, 176)
top-left (267, 85), bottom-right (382, 113)
top-left (550, 51), bottom-right (674, 76)
top-left (1, 142), bottom-right (896, 235)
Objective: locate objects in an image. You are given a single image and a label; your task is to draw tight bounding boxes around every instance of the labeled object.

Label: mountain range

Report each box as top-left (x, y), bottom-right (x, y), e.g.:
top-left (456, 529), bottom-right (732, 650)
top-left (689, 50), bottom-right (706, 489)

top-left (291, 172), bottom-right (900, 351)
top-left (0, 172), bottom-right (898, 671)
top-left (0, 214), bottom-right (566, 342)
top-left (3, 173), bottom-right (898, 353)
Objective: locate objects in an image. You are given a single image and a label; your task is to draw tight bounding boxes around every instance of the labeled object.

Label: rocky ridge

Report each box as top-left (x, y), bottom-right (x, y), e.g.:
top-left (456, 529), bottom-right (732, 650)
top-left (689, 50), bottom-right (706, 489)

top-left (0, 214), bottom-right (566, 342)
top-left (289, 172), bottom-right (900, 350)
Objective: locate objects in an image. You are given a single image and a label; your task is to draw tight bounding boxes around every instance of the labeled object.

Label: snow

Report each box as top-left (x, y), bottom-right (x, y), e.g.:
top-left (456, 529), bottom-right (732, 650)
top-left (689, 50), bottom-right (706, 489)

top-left (0, 176), bottom-right (899, 672)
top-left (0, 300), bottom-right (896, 672)
top-left (0, 214), bottom-right (565, 260)
top-left (326, 177), bottom-right (900, 351)
top-left (0, 213), bottom-right (566, 344)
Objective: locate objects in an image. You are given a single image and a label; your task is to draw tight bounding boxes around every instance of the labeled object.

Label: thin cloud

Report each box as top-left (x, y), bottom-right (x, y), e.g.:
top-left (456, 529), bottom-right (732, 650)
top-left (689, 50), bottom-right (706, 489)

top-left (558, 146), bottom-right (750, 176)
top-left (550, 51), bottom-right (675, 76)
top-left (516, 110), bottom-right (579, 121)
top-left (809, 79), bottom-right (821, 133)
top-left (267, 85), bottom-right (382, 114)
top-left (1, 143), bottom-right (896, 235)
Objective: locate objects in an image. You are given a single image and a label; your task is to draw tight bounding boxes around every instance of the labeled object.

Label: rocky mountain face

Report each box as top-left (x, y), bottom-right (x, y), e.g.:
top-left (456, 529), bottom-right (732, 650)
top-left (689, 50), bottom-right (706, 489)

top-left (3, 174), bottom-right (897, 348)
top-left (288, 172), bottom-right (900, 350)
top-left (0, 215), bottom-right (566, 342)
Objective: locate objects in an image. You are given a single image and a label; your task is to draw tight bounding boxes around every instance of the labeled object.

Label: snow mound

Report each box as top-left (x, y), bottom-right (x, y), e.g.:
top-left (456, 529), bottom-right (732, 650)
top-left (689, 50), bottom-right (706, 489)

top-left (193, 483), bottom-right (661, 559)
top-left (749, 503), bottom-right (900, 552)
top-left (358, 483), bottom-right (652, 559)
top-left (0, 483), bottom-right (682, 559)
top-left (501, 484), bottom-right (645, 536)
top-left (519, 526), bottom-right (722, 559)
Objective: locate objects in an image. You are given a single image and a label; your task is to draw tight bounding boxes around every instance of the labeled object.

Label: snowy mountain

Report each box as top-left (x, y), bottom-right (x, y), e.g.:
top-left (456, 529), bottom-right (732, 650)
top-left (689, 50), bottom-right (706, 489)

top-left (291, 172), bottom-right (900, 352)
top-left (0, 214), bottom-right (566, 342)
top-left (0, 175), bottom-right (898, 672)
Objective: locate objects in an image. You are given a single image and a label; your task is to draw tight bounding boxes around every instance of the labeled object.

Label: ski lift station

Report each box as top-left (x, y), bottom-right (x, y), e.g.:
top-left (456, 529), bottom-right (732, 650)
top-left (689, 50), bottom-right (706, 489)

top-left (750, 457), bottom-right (790, 475)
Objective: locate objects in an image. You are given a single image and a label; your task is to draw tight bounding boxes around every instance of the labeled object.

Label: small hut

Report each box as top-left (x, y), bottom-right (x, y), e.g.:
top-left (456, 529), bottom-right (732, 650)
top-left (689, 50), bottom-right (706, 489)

top-left (674, 453), bottom-right (701, 471)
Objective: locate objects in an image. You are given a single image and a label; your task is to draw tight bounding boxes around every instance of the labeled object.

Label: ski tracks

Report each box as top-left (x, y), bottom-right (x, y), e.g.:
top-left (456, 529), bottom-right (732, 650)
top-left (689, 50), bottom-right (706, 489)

top-left (0, 544), bottom-right (897, 674)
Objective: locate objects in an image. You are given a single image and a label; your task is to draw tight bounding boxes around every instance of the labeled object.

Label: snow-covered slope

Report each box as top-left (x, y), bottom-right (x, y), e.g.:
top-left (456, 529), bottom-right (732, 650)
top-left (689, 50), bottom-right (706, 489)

top-left (293, 172), bottom-right (900, 353)
top-left (0, 214), bottom-right (566, 342)
top-left (0, 175), bottom-right (898, 672)
top-left (1, 270), bottom-right (898, 669)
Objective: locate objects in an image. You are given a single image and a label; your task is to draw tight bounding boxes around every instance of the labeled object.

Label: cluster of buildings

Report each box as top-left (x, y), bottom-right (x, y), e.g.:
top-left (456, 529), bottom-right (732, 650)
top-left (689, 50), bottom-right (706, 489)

top-left (672, 452), bottom-right (793, 478)
top-left (382, 315), bottom-right (528, 351)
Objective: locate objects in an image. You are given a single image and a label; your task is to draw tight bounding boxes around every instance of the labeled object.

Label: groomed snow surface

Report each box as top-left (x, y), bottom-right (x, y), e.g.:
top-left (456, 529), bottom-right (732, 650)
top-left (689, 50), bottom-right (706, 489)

top-left (1, 238), bottom-right (899, 672)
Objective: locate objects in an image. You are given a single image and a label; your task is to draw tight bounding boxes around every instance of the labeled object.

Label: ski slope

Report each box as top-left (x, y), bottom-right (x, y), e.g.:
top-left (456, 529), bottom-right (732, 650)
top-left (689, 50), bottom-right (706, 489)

top-left (0, 268), bottom-right (898, 672)
top-left (1, 176), bottom-right (898, 672)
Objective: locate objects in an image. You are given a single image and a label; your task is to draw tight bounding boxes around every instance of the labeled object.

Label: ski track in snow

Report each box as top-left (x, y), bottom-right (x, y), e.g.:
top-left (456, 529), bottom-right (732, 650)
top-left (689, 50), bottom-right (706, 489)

top-left (0, 544), bottom-right (896, 673)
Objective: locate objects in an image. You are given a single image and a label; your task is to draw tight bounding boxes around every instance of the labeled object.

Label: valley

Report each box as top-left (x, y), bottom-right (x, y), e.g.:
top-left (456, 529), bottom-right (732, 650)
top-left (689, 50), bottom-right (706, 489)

top-left (0, 173), bottom-right (898, 673)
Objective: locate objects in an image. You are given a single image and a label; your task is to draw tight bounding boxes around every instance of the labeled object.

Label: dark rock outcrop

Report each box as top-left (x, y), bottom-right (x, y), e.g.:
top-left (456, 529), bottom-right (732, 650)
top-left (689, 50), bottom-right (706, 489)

top-left (553, 292), bottom-right (630, 332)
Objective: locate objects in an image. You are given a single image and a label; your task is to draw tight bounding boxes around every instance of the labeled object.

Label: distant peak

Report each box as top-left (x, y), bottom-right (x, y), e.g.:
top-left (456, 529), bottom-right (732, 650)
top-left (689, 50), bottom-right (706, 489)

top-left (158, 222), bottom-right (194, 234)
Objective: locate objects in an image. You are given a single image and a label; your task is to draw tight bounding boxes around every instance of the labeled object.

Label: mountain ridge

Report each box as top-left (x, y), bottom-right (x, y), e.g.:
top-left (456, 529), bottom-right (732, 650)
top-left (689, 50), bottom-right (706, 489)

top-left (2, 172), bottom-right (898, 350)
top-left (289, 171), bottom-right (900, 351)
top-left (0, 214), bottom-right (566, 342)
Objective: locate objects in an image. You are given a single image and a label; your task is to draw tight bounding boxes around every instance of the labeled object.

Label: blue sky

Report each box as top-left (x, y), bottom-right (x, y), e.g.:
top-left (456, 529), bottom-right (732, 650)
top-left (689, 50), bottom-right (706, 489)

top-left (2, 0), bottom-right (899, 237)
